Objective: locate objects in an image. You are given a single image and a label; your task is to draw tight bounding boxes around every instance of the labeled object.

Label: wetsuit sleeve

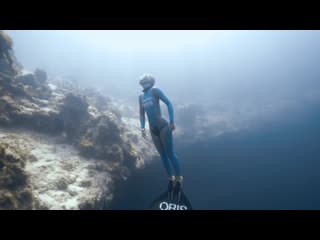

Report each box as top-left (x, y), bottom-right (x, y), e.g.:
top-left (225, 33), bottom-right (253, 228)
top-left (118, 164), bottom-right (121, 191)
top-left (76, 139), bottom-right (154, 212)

top-left (139, 95), bottom-right (146, 129)
top-left (152, 87), bottom-right (174, 124)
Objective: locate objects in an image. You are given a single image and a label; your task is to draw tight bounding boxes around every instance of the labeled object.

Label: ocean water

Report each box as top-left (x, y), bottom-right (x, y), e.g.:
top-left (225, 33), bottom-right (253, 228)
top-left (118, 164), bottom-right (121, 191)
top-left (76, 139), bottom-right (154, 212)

top-left (110, 103), bottom-right (320, 210)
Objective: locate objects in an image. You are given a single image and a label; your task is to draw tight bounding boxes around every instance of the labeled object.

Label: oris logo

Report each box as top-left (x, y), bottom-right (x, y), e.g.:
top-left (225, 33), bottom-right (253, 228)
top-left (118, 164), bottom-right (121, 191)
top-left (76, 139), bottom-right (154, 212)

top-left (159, 202), bottom-right (188, 210)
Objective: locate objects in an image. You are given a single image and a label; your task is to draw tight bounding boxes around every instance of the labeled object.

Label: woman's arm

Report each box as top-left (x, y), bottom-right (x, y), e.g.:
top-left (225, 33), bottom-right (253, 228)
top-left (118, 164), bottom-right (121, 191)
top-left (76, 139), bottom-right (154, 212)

top-left (139, 95), bottom-right (146, 129)
top-left (152, 87), bottom-right (174, 124)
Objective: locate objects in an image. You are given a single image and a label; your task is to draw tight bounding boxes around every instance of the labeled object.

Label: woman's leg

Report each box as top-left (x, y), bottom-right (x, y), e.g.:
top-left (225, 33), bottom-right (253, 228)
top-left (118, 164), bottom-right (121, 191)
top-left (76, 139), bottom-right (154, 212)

top-left (159, 125), bottom-right (182, 177)
top-left (150, 129), bottom-right (173, 177)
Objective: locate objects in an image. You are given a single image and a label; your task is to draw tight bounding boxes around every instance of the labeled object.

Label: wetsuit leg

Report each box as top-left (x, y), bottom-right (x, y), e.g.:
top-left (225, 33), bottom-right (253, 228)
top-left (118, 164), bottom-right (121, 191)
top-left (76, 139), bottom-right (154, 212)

top-left (150, 129), bottom-right (173, 177)
top-left (159, 124), bottom-right (182, 177)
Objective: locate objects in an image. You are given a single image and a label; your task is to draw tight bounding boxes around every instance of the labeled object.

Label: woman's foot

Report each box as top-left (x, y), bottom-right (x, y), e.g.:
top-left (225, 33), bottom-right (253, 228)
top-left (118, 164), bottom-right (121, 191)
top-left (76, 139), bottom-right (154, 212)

top-left (173, 176), bottom-right (183, 202)
top-left (168, 176), bottom-right (175, 200)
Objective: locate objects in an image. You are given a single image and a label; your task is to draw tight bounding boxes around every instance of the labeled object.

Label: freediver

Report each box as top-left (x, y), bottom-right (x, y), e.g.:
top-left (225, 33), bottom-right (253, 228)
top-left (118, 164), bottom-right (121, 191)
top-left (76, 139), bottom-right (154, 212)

top-left (138, 74), bottom-right (183, 201)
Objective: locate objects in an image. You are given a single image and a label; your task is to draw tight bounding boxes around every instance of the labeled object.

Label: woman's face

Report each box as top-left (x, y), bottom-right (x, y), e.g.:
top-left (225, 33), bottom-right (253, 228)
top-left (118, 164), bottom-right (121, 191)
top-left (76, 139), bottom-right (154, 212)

top-left (140, 81), bottom-right (152, 90)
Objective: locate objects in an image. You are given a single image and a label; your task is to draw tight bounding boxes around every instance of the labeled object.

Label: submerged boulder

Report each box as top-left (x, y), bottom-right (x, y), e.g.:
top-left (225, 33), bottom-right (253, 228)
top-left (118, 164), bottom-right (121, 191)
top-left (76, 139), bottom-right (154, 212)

top-left (0, 31), bottom-right (22, 77)
top-left (16, 73), bottom-right (39, 88)
top-left (0, 140), bottom-right (37, 210)
top-left (60, 93), bottom-right (90, 140)
top-left (79, 112), bottom-right (122, 158)
top-left (16, 71), bottom-right (52, 100)
top-left (0, 72), bottom-right (28, 99)
top-left (79, 112), bottom-right (138, 170)
top-left (34, 68), bottom-right (47, 84)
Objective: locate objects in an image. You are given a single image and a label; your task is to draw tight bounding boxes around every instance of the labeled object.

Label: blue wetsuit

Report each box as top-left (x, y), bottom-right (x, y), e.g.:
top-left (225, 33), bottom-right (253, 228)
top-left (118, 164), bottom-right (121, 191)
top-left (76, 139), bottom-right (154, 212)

top-left (139, 86), bottom-right (182, 177)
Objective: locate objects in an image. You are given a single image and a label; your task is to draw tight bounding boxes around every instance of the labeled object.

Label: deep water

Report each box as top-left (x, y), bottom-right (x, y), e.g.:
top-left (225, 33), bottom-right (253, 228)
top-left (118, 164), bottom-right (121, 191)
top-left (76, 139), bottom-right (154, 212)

top-left (110, 103), bottom-right (320, 210)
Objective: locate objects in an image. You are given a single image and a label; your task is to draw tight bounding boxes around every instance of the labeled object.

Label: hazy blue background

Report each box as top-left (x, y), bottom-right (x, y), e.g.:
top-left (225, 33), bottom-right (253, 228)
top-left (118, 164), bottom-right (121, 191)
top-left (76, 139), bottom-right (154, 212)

top-left (5, 30), bottom-right (320, 209)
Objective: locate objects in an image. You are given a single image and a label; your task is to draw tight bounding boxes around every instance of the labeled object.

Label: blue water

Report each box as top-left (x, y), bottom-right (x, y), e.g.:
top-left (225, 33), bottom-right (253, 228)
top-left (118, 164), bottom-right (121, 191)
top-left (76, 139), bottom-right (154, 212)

top-left (110, 103), bottom-right (320, 210)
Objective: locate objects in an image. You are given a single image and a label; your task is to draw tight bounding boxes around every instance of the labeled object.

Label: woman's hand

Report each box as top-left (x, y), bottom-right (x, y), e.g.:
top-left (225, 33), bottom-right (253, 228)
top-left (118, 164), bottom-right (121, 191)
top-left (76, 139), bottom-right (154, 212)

top-left (170, 123), bottom-right (175, 131)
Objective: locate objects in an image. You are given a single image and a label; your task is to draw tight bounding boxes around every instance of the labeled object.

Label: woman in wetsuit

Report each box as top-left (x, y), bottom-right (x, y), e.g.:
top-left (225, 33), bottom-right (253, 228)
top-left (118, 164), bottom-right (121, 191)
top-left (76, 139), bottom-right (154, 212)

top-left (139, 74), bottom-right (183, 199)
